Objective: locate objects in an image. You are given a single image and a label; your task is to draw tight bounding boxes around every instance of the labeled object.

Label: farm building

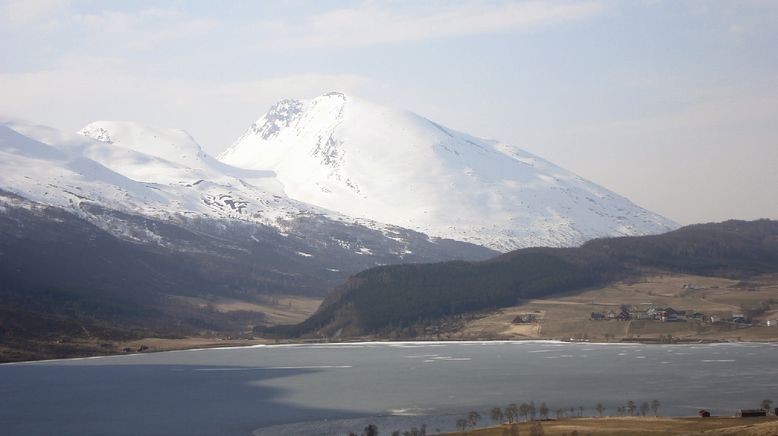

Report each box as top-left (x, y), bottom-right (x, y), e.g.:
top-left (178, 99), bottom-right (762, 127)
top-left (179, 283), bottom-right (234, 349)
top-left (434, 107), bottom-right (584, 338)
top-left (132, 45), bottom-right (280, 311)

top-left (737, 409), bottom-right (767, 418)
top-left (512, 314), bottom-right (536, 324)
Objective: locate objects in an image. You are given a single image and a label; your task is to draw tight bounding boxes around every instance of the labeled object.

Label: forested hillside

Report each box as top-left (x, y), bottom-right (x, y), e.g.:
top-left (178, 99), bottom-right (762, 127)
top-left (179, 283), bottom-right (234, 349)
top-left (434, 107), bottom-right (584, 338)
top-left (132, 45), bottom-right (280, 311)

top-left (265, 220), bottom-right (778, 338)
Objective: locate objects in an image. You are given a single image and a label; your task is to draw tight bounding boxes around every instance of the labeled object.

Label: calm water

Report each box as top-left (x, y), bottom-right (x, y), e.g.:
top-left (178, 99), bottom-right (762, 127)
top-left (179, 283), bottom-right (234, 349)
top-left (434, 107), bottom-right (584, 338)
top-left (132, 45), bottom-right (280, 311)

top-left (1, 341), bottom-right (777, 435)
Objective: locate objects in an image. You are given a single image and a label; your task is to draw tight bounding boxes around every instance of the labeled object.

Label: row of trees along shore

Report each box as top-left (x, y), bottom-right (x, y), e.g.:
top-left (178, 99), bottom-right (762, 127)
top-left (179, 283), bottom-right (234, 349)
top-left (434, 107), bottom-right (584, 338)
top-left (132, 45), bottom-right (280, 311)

top-left (351, 398), bottom-right (774, 436)
top-left (457, 399), bottom-right (661, 430)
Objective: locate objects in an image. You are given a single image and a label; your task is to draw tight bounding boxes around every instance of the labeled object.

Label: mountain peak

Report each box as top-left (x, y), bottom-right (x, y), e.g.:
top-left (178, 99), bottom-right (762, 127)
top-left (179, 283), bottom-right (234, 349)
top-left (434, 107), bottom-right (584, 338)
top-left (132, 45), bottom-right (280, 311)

top-left (257, 92), bottom-right (349, 139)
top-left (218, 95), bottom-right (678, 251)
top-left (79, 121), bottom-right (207, 168)
top-left (321, 90), bottom-right (347, 99)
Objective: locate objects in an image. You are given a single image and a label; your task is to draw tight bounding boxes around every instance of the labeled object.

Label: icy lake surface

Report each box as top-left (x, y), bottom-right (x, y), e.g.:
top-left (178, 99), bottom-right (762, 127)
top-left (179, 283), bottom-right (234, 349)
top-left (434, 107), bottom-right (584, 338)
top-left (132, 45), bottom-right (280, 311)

top-left (1, 341), bottom-right (777, 435)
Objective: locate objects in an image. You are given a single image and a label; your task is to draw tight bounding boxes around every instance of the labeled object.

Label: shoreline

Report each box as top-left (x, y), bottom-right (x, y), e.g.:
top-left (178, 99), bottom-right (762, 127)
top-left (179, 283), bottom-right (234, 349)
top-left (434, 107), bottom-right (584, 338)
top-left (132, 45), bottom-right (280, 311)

top-left (439, 416), bottom-right (778, 435)
top-left (4, 336), bottom-right (777, 365)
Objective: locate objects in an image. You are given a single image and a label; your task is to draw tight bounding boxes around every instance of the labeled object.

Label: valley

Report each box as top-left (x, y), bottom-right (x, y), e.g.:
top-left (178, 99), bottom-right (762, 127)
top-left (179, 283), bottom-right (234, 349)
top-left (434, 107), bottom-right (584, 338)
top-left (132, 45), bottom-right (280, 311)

top-left (5, 4), bottom-right (777, 435)
top-left (0, 94), bottom-right (684, 363)
top-left (10, 271), bottom-right (775, 364)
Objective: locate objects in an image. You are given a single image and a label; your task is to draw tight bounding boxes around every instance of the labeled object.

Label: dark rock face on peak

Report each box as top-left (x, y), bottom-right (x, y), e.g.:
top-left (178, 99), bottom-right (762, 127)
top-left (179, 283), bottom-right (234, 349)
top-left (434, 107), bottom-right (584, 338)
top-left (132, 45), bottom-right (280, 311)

top-left (252, 99), bottom-right (306, 140)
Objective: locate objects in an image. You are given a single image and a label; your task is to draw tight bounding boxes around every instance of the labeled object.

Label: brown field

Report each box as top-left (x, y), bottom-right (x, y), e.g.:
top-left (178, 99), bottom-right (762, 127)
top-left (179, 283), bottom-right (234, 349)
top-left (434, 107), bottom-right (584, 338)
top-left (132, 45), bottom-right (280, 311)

top-left (451, 273), bottom-right (778, 342)
top-left (170, 294), bottom-right (322, 325)
top-left (0, 294), bottom-right (322, 363)
top-left (440, 416), bottom-right (778, 436)
top-left (106, 295), bottom-right (323, 355)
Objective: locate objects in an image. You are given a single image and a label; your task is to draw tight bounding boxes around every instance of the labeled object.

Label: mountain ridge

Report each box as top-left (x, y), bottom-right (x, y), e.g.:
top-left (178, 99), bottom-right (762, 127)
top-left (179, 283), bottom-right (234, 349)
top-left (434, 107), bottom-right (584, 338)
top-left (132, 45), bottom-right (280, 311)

top-left (219, 92), bottom-right (677, 251)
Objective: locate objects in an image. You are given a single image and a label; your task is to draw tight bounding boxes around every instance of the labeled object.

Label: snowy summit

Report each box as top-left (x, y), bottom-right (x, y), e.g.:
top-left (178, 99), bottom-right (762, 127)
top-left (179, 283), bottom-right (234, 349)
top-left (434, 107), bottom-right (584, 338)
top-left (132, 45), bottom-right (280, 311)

top-left (219, 92), bottom-right (677, 251)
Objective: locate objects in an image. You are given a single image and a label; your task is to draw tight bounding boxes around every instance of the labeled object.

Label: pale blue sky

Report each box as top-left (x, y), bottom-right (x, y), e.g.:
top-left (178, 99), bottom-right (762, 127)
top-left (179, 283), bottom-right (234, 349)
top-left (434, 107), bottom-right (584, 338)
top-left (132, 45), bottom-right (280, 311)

top-left (1, 0), bottom-right (776, 224)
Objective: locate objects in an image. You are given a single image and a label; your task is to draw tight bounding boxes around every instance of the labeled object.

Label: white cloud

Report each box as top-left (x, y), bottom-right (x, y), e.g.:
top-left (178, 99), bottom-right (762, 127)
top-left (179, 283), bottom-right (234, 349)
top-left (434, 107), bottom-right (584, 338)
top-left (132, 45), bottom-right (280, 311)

top-left (254, 1), bottom-right (606, 51)
top-left (69, 9), bottom-right (220, 52)
top-left (0, 0), bottom-right (70, 29)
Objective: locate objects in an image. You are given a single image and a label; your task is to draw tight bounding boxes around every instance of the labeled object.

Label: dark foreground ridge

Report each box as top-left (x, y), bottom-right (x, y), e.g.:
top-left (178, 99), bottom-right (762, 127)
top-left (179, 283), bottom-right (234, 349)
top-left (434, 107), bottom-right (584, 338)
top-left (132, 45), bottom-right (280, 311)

top-left (263, 219), bottom-right (778, 338)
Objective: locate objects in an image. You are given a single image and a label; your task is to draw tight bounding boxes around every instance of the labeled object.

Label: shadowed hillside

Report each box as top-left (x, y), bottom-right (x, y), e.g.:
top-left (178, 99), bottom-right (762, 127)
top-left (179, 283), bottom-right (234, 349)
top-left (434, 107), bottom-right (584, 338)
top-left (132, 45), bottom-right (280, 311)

top-left (0, 190), bottom-right (494, 361)
top-left (264, 220), bottom-right (778, 338)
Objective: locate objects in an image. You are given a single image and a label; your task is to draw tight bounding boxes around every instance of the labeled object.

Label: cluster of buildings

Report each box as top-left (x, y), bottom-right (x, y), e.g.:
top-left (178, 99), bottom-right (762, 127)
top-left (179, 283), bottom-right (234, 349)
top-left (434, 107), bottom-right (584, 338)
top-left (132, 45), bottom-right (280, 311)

top-left (590, 305), bottom-right (754, 325)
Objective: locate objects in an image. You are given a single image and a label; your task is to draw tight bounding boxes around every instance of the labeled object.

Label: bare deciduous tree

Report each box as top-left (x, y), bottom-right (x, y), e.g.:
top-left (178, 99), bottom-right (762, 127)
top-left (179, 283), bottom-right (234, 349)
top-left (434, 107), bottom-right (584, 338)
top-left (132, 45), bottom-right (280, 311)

top-left (539, 402), bottom-right (549, 420)
top-left (364, 424), bottom-right (379, 436)
top-left (506, 403), bottom-right (519, 424)
top-left (468, 411), bottom-right (481, 428)
top-left (595, 403), bottom-right (605, 417)
top-left (519, 403), bottom-right (530, 422)
top-left (650, 400), bottom-right (660, 416)
top-left (491, 407), bottom-right (504, 424)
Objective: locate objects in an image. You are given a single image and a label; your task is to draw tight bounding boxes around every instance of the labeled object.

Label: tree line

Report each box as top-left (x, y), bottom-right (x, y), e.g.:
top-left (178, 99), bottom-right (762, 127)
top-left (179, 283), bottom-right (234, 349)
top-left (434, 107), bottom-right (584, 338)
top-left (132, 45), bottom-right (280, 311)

top-left (453, 399), bottom-right (661, 432)
top-left (347, 397), bottom-right (777, 435)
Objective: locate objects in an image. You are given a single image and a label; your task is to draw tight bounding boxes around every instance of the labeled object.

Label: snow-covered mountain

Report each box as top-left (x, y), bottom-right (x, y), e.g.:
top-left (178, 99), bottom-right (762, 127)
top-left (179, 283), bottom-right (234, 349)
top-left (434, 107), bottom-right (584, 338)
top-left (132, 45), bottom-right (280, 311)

top-left (219, 92), bottom-right (678, 251)
top-left (1, 118), bottom-right (298, 234)
top-left (0, 117), bottom-right (492, 283)
top-left (0, 116), bottom-right (497, 355)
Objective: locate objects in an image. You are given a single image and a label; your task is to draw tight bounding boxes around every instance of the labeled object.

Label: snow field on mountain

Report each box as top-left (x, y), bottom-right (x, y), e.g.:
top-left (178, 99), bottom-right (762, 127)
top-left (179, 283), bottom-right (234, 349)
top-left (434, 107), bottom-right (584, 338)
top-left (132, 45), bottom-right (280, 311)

top-left (219, 92), bottom-right (677, 250)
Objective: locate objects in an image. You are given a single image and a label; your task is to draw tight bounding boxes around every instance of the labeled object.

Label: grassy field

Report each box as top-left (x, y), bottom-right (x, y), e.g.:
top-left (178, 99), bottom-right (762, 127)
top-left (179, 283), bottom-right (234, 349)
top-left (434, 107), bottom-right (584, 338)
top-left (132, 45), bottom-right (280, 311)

top-left (440, 416), bottom-right (778, 435)
top-left (0, 294), bottom-right (321, 363)
top-left (94, 295), bottom-right (323, 356)
top-left (170, 294), bottom-right (322, 325)
top-left (451, 273), bottom-right (778, 342)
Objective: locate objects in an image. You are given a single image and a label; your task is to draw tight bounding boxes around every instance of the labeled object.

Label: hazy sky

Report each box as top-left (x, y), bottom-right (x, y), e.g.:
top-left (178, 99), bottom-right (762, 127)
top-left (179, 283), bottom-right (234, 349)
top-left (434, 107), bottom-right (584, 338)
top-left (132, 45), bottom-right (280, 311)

top-left (1, 0), bottom-right (776, 225)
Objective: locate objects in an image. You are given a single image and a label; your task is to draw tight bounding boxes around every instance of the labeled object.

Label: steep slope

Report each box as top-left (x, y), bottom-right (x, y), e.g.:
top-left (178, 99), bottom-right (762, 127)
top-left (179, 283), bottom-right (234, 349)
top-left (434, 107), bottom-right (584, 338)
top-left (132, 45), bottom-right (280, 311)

top-left (219, 92), bottom-right (678, 251)
top-left (266, 219), bottom-right (778, 338)
top-left (0, 186), bottom-right (492, 359)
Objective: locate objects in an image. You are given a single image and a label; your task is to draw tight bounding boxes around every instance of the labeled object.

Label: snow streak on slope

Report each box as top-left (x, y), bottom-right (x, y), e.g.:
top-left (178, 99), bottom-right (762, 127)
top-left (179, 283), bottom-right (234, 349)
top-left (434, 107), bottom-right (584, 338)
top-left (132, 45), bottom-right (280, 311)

top-left (219, 92), bottom-right (678, 251)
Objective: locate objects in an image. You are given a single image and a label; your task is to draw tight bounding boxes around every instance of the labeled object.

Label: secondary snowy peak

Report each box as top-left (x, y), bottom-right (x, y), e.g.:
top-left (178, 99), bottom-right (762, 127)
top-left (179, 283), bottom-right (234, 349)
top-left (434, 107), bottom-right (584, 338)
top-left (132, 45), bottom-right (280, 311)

top-left (0, 118), bottom-right (310, 230)
top-left (219, 92), bottom-right (678, 251)
top-left (79, 121), bottom-right (208, 169)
